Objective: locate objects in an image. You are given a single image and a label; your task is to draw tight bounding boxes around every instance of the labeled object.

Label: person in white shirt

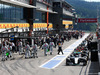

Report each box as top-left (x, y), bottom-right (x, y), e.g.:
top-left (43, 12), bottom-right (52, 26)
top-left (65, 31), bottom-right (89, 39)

top-left (12, 42), bottom-right (15, 53)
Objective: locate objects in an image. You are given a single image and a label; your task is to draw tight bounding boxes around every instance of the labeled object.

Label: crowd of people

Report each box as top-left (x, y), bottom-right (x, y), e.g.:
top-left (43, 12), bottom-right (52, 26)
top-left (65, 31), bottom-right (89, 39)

top-left (0, 31), bottom-right (84, 61)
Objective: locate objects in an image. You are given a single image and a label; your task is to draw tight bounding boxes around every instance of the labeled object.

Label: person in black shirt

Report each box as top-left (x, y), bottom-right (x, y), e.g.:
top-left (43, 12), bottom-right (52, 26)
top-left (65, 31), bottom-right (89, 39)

top-left (57, 40), bottom-right (64, 55)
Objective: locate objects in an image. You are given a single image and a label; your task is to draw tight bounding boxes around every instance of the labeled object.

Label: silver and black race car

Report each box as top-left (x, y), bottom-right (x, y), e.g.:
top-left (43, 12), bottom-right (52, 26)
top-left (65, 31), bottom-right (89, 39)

top-left (74, 47), bottom-right (89, 60)
top-left (66, 52), bottom-right (88, 66)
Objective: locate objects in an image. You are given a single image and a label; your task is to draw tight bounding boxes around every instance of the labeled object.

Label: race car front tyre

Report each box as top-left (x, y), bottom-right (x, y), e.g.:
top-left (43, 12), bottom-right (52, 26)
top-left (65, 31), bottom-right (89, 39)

top-left (83, 61), bottom-right (87, 66)
top-left (66, 59), bottom-right (70, 65)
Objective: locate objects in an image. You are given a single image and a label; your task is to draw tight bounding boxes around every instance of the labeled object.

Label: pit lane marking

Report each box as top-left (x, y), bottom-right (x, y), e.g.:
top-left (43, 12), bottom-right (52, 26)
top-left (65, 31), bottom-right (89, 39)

top-left (40, 33), bottom-right (89, 69)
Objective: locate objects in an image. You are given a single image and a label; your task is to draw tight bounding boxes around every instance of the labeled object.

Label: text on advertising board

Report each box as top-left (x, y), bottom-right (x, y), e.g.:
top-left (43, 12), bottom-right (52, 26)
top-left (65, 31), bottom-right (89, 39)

top-left (78, 18), bottom-right (97, 23)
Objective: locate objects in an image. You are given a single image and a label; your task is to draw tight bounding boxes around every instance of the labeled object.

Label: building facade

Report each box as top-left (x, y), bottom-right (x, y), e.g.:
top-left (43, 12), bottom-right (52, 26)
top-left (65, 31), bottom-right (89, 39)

top-left (0, 0), bottom-right (74, 33)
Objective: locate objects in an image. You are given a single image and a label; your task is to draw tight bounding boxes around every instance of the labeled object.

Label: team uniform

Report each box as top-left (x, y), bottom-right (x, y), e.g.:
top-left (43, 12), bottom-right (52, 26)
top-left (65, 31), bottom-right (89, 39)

top-left (49, 42), bottom-right (54, 55)
top-left (1, 46), bottom-right (8, 61)
top-left (25, 44), bottom-right (31, 58)
top-left (18, 41), bottom-right (23, 55)
top-left (7, 45), bottom-right (12, 58)
top-left (31, 44), bottom-right (38, 58)
top-left (42, 43), bottom-right (49, 56)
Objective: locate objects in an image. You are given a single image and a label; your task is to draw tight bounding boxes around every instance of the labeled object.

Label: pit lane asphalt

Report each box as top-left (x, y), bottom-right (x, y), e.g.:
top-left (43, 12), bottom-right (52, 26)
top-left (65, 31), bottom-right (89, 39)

top-left (0, 38), bottom-right (99, 75)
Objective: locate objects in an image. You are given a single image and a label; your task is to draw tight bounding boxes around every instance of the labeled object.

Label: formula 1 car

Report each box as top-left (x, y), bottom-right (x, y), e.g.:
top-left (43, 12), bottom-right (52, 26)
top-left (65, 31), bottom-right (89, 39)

top-left (74, 47), bottom-right (89, 60)
top-left (66, 52), bottom-right (87, 66)
top-left (81, 41), bottom-right (87, 46)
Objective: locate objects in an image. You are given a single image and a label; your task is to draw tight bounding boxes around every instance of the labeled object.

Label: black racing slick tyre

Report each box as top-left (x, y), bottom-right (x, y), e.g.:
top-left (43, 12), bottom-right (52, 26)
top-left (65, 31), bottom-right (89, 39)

top-left (83, 61), bottom-right (87, 66)
top-left (66, 62), bottom-right (69, 66)
top-left (66, 59), bottom-right (69, 66)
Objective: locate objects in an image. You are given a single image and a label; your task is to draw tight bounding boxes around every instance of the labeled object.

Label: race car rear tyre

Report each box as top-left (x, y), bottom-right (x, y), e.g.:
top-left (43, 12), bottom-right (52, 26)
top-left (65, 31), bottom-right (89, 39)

top-left (83, 61), bottom-right (87, 66)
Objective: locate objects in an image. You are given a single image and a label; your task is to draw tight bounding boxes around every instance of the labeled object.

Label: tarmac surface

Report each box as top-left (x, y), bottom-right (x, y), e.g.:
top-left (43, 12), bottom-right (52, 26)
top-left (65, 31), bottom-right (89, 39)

top-left (0, 35), bottom-right (99, 75)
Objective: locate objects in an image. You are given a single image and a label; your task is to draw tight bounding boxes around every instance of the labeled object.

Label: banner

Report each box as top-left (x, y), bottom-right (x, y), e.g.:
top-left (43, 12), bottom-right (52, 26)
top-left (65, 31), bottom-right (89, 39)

top-left (78, 18), bottom-right (97, 23)
top-left (63, 20), bottom-right (73, 24)
top-left (0, 23), bottom-right (53, 29)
